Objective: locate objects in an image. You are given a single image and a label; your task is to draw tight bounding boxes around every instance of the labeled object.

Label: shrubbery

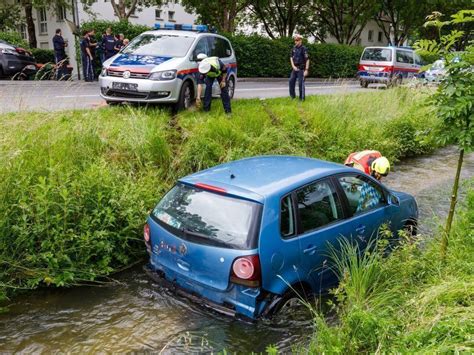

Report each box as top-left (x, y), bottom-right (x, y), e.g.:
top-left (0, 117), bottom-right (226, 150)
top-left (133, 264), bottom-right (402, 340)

top-left (80, 20), bottom-right (151, 44)
top-left (0, 31), bottom-right (29, 49)
top-left (0, 89), bottom-right (440, 301)
top-left (31, 48), bottom-right (55, 63)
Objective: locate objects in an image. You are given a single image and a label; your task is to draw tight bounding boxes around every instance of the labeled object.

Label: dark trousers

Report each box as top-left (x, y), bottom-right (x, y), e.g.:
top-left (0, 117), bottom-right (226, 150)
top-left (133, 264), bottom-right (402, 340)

top-left (289, 69), bottom-right (305, 100)
top-left (55, 53), bottom-right (68, 80)
top-left (82, 55), bottom-right (94, 82)
top-left (203, 76), bottom-right (231, 113)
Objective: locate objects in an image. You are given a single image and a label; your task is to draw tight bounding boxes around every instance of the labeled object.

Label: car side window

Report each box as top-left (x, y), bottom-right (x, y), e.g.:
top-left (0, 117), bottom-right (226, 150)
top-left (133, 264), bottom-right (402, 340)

top-left (337, 175), bottom-right (386, 215)
top-left (280, 194), bottom-right (295, 237)
top-left (296, 180), bottom-right (343, 233)
top-left (193, 37), bottom-right (209, 58)
top-left (207, 37), bottom-right (232, 58)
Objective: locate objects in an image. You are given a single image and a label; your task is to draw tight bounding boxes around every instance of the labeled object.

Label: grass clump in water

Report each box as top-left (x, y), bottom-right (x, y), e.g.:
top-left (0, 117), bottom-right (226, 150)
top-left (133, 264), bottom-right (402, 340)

top-left (0, 88), bottom-right (440, 300)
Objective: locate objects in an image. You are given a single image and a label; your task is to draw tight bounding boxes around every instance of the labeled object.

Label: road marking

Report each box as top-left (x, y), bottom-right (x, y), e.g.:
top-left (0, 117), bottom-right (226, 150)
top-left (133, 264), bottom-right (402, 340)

top-left (236, 85), bottom-right (359, 92)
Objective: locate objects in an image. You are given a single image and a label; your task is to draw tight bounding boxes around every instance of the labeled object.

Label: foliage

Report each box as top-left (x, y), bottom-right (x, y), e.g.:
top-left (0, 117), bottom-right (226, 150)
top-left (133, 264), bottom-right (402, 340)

top-left (0, 4), bottom-right (23, 32)
top-left (227, 34), bottom-right (363, 78)
top-left (31, 48), bottom-right (55, 63)
top-left (0, 32), bottom-right (29, 49)
top-left (180, 0), bottom-right (249, 33)
top-left (81, 0), bottom-right (164, 21)
top-left (0, 89), bottom-right (440, 300)
top-left (306, 184), bottom-right (474, 353)
top-left (80, 20), bottom-right (151, 42)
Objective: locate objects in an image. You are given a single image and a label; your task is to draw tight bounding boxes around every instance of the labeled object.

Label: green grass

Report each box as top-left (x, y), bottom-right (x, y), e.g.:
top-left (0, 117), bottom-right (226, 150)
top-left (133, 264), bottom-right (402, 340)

top-left (305, 183), bottom-right (474, 353)
top-left (0, 88), bottom-right (440, 301)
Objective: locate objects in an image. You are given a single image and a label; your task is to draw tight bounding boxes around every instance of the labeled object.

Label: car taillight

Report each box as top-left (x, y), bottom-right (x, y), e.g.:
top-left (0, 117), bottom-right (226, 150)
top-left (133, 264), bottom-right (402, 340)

top-left (358, 64), bottom-right (365, 71)
top-left (144, 223), bottom-right (150, 243)
top-left (230, 255), bottom-right (261, 287)
top-left (382, 65), bottom-right (394, 73)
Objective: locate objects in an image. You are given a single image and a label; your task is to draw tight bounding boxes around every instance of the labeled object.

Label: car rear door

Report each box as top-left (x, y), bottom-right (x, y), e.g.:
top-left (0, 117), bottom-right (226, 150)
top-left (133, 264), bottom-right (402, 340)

top-left (207, 36), bottom-right (235, 96)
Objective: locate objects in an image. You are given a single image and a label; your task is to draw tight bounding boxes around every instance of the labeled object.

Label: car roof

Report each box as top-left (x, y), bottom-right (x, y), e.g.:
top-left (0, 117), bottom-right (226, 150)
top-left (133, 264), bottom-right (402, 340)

top-left (141, 30), bottom-right (222, 39)
top-left (179, 156), bottom-right (354, 202)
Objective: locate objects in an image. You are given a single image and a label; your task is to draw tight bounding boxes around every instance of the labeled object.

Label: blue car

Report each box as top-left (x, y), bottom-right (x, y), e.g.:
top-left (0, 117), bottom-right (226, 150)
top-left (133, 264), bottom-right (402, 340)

top-left (144, 156), bottom-right (418, 320)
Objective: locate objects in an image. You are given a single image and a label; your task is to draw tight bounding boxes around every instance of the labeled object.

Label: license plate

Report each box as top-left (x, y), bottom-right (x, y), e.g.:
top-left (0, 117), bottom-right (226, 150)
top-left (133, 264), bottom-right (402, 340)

top-left (112, 82), bottom-right (138, 91)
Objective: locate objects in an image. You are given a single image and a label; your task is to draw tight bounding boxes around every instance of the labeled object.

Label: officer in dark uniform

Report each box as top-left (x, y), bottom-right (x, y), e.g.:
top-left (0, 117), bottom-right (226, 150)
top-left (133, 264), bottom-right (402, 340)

top-left (102, 27), bottom-right (117, 61)
top-left (196, 55), bottom-right (231, 114)
top-left (80, 30), bottom-right (94, 82)
top-left (52, 28), bottom-right (68, 80)
top-left (289, 34), bottom-right (310, 101)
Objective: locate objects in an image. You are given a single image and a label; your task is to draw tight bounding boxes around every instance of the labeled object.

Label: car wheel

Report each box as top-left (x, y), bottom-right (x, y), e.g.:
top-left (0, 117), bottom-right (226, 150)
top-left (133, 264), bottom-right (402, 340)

top-left (360, 80), bottom-right (369, 88)
top-left (227, 76), bottom-right (236, 98)
top-left (174, 80), bottom-right (193, 111)
top-left (0, 67), bottom-right (5, 79)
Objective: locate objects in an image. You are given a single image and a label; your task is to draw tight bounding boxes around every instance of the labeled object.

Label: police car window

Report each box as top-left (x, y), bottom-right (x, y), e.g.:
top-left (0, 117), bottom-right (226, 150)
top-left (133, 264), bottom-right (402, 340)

top-left (209, 37), bottom-right (232, 58)
top-left (297, 180), bottom-right (343, 233)
top-left (122, 34), bottom-right (195, 57)
top-left (396, 50), bottom-right (414, 64)
top-left (193, 37), bottom-right (210, 57)
top-left (337, 175), bottom-right (385, 216)
top-left (362, 48), bottom-right (392, 62)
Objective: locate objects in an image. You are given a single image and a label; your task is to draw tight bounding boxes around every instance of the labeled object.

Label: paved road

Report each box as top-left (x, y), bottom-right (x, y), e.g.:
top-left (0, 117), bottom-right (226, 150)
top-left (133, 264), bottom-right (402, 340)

top-left (0, 78), bottom-right (369, 113)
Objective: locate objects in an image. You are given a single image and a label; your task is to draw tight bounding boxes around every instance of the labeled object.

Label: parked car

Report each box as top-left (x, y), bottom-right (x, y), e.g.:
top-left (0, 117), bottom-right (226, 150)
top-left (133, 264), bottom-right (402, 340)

top-left (99, 24), bottom-right (237, 110)
top-left (144, 156), bottom-right (418, 320)
top-left (358, 46), bottom-right (423, 88)
top-left (0, 40), bottom-right (37, 79)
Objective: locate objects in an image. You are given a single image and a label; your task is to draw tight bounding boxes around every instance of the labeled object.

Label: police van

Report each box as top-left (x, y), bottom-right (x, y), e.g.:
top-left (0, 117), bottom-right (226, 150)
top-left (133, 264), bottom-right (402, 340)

top-left (99, 24), bottom-right (237, 110)
top-left (358, 46), bottom-right (422, 88)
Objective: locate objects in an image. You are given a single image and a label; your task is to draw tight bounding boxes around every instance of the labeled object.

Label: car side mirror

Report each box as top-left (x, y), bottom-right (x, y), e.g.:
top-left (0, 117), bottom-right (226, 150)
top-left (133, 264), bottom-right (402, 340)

top-left (388, 193), bottom-right (400, 206)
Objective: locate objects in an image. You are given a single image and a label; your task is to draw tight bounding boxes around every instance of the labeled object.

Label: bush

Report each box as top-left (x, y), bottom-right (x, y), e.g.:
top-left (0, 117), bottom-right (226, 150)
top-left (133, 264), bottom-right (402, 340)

top-left (80, 20), bottom-right (151, 44)
top-left (31, 48), bottom-right (55, 64)
top-left (227, 34), bottom-right (363, 78)
top-left (0, 31), bottom-right (29, 49)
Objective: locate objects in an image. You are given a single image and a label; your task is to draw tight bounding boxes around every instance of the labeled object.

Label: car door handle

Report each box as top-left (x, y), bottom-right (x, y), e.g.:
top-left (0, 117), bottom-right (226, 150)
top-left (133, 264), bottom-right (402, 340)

top-left (303, 245), bottom-right (317, 255)
top-left (356, 225), bottom-right (366, 234)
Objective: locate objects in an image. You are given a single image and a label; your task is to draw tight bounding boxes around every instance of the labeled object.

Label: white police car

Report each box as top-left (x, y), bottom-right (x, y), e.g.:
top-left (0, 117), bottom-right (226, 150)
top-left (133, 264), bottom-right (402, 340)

top-left (99, 24), bottom-right (237, 110)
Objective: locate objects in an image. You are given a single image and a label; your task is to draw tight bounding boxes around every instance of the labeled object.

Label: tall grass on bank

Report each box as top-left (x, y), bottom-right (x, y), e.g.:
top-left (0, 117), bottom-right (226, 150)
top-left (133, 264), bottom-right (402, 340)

top-left (0, 88), bottom-right (439, 301)
top-left (307, 183), bottom-right (474, 353)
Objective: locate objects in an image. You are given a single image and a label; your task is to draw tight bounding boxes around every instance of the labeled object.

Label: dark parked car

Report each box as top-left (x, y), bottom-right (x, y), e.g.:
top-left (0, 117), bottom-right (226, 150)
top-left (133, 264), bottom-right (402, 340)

top-left (0, 40), bottom-right (37, 79)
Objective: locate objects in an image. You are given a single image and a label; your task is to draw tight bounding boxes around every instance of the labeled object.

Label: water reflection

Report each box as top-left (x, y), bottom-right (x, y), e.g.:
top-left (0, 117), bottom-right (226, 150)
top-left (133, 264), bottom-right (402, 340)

top-left (0, 147), bottom-right (472, 353)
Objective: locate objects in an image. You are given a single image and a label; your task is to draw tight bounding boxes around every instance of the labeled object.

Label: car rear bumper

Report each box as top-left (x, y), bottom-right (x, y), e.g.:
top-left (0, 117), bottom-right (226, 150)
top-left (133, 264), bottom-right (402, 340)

top-left (2, 59), bottom-right (37, 75)
top-left (358, 72), bottom-right (391, 84)
top-left (145, 260), bottom-right (267, 320)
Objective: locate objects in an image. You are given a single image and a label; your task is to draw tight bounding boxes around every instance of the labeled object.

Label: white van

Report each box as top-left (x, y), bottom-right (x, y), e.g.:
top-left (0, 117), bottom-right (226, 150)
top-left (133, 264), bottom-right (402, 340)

top-left (358, 46), bottom-right (422, 88)
top-left (99, 24), bottom-right (237, 110)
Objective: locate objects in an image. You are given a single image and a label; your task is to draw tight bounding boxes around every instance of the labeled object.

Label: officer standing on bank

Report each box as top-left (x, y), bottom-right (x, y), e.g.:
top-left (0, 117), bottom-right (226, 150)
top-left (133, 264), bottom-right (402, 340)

top-left (102, 27), bottom-right (117, 61)
top-left (196, 54), bottom-right (231, 114)
top-left (52, 29), bottom-right (68, 80)
top-left (289, 34), bottom-right (309, 101)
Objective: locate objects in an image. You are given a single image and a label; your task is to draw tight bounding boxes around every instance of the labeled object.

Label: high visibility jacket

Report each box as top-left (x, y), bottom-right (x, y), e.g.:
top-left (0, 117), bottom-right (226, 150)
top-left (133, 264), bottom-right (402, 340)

top-left (344, 150), bottom-right (382, 175)
top-left (203, 56), bottom-right (222, 78)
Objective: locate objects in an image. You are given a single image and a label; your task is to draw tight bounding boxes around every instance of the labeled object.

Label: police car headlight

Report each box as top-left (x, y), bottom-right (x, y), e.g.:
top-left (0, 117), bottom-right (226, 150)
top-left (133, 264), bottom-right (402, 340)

top-left (149, 70), bottom-right (177, 81)
top-left (100, 67), bottom-right (107, 77)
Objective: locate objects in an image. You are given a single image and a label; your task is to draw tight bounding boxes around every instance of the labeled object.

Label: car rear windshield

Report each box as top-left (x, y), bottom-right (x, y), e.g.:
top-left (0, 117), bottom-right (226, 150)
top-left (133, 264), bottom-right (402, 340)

top-left (122, 34), bottom-right (195, 57)
top-left (152, 183), bottom-right (261, 249)
top-left (362, 48), bottom-right (392, 62)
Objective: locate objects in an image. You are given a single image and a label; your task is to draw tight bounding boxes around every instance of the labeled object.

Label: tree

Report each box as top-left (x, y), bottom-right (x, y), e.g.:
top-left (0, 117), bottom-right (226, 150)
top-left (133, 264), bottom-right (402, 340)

top-left (0, 4), bottom-right (22, 32)
top-left (374, 0), bottom-right (430, 46)
top-left (246, 0), bottom-right (313, 39)
top-left (80, 1), bottom-right (165, 22)
top-left (180, 0), bottom-right (249, 33)
top-left (414, 10), bottom-right (474, 258)
top-left (311, 0), bottom-right (379, 45)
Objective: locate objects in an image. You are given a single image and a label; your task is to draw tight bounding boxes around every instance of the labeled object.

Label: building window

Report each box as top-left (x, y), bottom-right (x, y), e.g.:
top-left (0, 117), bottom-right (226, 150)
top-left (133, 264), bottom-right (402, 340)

top-left (18, 24), bottom-right (27, 40)
top-left (155, 9), bottom-right (162, 19)
top-left (368, 30), bottom-right (373, 42)
top-left (38, 8), bottom-right (48, 35)
top-left (56, 5), bottom-right (67, 21)
top-left (168, 11), bottom-right (175, 22)
top-left (378, 31), bottom-right (383, 42)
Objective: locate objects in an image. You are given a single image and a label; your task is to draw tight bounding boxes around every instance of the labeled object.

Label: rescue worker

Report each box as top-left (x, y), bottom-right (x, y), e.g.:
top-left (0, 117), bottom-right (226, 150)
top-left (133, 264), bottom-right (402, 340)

top-left (345, 150), bottom-right (390, 181)
top-left (102, 27), bottom-right (116, 61)
top-left (289, 34), bottom-right (309, 101)
top-left (196, 55), bottom-right (231, 114)
top-left (52, 29), bottom-right (68, 80)
top-left (80, 30), bottom-right (94, 82)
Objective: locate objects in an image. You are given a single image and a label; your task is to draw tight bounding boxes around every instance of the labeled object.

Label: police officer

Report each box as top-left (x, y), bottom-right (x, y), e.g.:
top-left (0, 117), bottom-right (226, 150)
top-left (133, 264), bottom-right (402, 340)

top-left (196, 55), bottom-right (231, 114)
top-left (52, 29), bottom-right (68, 80)
top-left (102, 27), bottom-right (117, 61)
top-left (289, 34), bottom-right (309, 101)
top-left (344, 150), bottom-right (391, 181)
top-left (80, 30), bottom-right (94, 82)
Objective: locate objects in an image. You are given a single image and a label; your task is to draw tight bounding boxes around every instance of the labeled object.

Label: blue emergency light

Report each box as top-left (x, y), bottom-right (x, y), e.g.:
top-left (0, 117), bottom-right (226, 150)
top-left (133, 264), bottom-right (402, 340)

top-left (153, 23), bottom-right (210, 32)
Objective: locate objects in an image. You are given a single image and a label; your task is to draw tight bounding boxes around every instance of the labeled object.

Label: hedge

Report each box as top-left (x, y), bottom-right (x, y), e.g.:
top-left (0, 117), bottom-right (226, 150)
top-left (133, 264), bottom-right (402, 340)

top-left (31, 48), bottom-right (55, 64)
top-left (79, 21), bottom-right (363, 78)
top-left (0, 31), bottom-right (29, 49)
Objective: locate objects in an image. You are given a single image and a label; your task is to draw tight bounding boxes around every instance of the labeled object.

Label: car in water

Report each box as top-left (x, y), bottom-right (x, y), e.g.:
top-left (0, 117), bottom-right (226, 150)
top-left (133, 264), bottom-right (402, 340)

top-left (99, 24), bottom-right (237, 110)
top-left (144, 156), bottom-right (418, 320)
top-left (0, 40), bottom-right (37, 79)
top-left (358, 46), bottom-right (423, 88)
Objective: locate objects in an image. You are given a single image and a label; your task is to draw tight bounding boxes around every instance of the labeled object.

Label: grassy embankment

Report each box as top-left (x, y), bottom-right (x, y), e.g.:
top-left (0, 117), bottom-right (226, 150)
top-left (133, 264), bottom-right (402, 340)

top-left (303, 185), bottom-right (473, 353)
top-left (0, 88), bottom-right (439, 301)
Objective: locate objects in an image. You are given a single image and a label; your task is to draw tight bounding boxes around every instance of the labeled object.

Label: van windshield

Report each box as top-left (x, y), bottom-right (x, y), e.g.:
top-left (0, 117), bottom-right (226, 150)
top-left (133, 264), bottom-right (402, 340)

top-left (152, 183), bottom-right (261, 249)
top-left (122, 34), bottom-right (195, 57)
top-left (362, 48), bottom-right (392, 62)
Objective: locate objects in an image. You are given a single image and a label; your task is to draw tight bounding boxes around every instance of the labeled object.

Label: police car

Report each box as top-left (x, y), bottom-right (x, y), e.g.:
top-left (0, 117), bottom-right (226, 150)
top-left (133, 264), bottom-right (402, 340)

top-left (99, 24), bottom-right (237, 110)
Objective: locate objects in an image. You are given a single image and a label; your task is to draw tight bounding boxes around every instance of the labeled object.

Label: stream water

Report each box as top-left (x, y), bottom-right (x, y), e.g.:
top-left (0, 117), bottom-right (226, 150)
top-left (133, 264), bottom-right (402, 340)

top-left (0, 147), bottom-right (472, 353)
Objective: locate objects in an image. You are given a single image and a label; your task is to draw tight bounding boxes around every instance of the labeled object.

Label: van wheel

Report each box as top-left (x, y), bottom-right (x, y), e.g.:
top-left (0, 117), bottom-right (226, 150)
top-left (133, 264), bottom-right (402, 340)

top-left (227, 76), bottom-right (236, 98)
top-left (175, 81), bottom-right (193, 111)
top-left (360, 80), bottom-right (369, 88)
